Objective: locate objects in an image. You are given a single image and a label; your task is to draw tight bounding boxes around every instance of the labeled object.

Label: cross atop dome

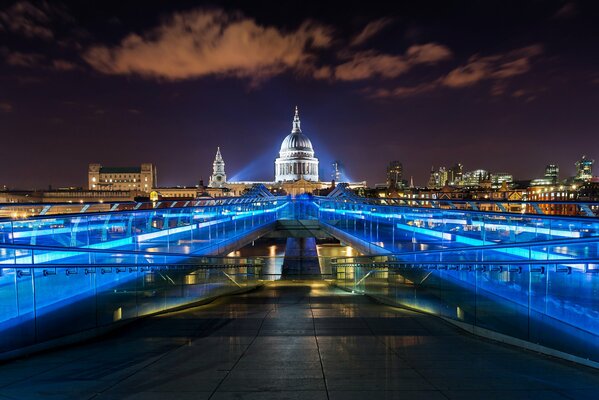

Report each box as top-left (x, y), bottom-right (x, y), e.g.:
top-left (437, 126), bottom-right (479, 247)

top-left (292, 106), bottom-right (301, 133)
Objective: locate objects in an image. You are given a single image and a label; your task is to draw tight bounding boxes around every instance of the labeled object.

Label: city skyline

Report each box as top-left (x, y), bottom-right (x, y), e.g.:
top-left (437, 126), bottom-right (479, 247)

top-left (1, 0), bottom-right (599, 188)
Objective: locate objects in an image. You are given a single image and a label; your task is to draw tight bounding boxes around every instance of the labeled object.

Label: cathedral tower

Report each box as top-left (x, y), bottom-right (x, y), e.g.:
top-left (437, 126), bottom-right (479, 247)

top-left (208, 147), bottom-right (227, 188)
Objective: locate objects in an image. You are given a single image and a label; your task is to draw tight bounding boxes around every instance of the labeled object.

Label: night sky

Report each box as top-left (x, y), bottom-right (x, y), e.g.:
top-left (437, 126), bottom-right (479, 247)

top-left (1, 0), bottom-right (598, 189)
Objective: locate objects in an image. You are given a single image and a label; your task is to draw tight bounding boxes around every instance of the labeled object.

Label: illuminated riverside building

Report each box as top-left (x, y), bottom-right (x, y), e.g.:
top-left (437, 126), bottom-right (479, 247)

top-left (88, 163), bottom-right (157, 192)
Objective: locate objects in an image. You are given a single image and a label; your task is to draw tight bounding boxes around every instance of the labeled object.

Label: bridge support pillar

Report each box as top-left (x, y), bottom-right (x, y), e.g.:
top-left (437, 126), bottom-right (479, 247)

top-left (282, 237), bottom-right (321, 277)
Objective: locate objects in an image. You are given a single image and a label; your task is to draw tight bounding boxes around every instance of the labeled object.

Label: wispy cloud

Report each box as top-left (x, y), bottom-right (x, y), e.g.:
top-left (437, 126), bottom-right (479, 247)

top-left (350, 18), bottom-right (393, 46)
top-left (553, 2), bottom-right (578, 19)
top-left (0, 101), bottom-right (14, 113)
top-left (4, 51), bottom-right (44, 67)
top-left (321, 43), bottom-right (452, 81)
top-left (1, 48), bottom-right (79, 71)
top-left (370, 44), bottom-right (543, 98)
top-left (52, 59), bottom-right (77, 71)
top-left (84, 9), bottom-right (333, 83)
top-left (443, 45), bottom-right (543, 88)
top-left (0, 1), bottom-right (58, 40)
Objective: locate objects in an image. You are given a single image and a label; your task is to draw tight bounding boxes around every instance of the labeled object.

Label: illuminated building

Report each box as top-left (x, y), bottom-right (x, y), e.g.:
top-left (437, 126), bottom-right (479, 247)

top-left (490, 172), bottom-right (513, 188)
top-left (545, 164), bottom-right (559, 183)
top-left (275, 107), bottom-right (319, 182)
top-left (527, 184), bottom-right (578, 215)
top-left (150, 186), bottom-right (228, 200)
top-left (575, 155), bottom-right (594, 182)
top-left (208, 147), bottom-right (227, 188)
top-left (386, 161), bottom-right (403, 189)
top-left (88, 163), bottom-right (156, 192)
top-left (531, 164), bottom-right (560, 186)
top-left (463, 169), bottom-right (489, 187)
top-left (222, 106), bottom-right (365, 196)
top-left (448, 163), bottom-right (463, 185)
top-left (331, 160), bottom-right (344, 182)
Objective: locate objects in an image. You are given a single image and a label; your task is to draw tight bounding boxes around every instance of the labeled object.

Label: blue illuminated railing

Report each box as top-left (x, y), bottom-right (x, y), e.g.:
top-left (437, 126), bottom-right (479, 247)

top-left (313, 197), bottom-right (599, 254)
top-left (0, 199), bottom-right (289, 256)
top-left (0, 196), bottom-right (281, 219)
top-left (0, 243), bottom-right (264, 357)
top-left (319, 195), bottom-right (599, 217)
top-left (332, 254), bottom-right (599, 366)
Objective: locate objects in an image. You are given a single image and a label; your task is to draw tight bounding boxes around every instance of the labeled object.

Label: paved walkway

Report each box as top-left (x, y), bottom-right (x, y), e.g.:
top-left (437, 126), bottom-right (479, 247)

top-left (1, 281), bottom-right (598, 399)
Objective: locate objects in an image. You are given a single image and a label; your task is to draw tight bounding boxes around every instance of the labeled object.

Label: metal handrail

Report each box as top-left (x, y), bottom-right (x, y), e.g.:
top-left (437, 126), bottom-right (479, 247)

top-left (0, 197), bottom-right (288, 222)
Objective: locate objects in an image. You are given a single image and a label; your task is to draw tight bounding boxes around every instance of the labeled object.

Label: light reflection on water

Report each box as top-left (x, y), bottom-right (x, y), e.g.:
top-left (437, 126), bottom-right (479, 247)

top-left (317, 243), bottom-right (361, 275)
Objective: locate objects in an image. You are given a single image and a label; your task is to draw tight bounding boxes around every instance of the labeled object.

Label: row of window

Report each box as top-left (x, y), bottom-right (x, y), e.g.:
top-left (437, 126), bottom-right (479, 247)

top-left (91, 176), bottom-right (150, 183)
top-left (277, 162), bottom-right (317, 175)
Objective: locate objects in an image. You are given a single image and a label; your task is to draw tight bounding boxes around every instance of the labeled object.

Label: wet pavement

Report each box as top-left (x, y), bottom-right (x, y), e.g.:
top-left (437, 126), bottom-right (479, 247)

top-left (1, 281), bottom-right (598, 399)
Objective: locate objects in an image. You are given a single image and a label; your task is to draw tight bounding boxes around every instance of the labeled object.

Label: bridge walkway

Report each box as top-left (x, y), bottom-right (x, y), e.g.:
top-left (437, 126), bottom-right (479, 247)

top-left (1, 282), bottom-right (598, 400)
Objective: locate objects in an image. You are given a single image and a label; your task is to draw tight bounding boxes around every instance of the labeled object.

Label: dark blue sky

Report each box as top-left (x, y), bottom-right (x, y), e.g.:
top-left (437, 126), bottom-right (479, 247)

top-left (1, 0), bottom-right (598, 188)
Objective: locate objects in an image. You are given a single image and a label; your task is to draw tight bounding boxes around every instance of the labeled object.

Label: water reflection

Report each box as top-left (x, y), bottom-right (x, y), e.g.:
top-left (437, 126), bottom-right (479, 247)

top-left (232, 239), bottom-right (286, 280)
top-left (317, 242), bottom-right (361, 276)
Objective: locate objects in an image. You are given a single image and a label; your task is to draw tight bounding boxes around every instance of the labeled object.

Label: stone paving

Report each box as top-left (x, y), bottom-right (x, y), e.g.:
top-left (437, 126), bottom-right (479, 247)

top-left (1, 281), bottom-right (598, 399)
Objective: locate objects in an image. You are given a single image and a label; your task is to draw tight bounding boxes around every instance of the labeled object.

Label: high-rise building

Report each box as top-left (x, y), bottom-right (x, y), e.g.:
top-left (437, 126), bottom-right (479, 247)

top-left (462, 169), bottom-right (488, 187)
top-left (438, 167), bottom-right (448, 187)
top-left (208, 147), bottom-right (227, 188)
top-left (427, 166), bottom-right (437, 188)
top-left (386, 161), bottom-right (403, 189)
top-left (544, 164), bottom-right (559, 184)
top-left (575, 155), bottom-right (594, 182)
top-left (88, 163), bottom-right (156, 192)
top-left (491, 172), bottom-right (513, 188)
top-left (427, 165), bottom-right (449, 188)
top-left (448, 163), bottom-right (463, 186)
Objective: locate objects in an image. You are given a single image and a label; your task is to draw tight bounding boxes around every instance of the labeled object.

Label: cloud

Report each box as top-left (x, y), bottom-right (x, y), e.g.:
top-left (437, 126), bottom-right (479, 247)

top-left (554, 2), bottom-right (578, 19)
top-left (442, 45), bottom-right (543, 88)
top-left (350, 18), bottom-right (393, 46)
top-left (52, 59), bottom-right (77, 71)
top-left (328, 43), bottom-right (452, 81)
top-left (0, 101), bottom-right (14, 113)
top-left (4, 51), bottom-right (44, 67)
top-left (333, 51), bottom-right (410, 81)
top-left (83, 9), bottom-right (333, 82)
top-left (0, 1), bottom-right (54, 40)
top-left (2, 49), bottom-right (78, 71)
top-left (367, 45), bottom-right (543, 98)
top-left (365, 81), bottom-right (437, 99)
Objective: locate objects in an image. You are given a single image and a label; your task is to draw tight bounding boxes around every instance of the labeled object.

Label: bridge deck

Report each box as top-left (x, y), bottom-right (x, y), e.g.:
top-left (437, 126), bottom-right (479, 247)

top-left (1, 282), bottom-right (598, 400)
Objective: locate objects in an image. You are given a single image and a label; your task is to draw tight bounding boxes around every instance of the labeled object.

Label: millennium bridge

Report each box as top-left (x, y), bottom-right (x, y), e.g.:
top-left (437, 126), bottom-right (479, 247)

top-left (1, 185), bottom-right (598, 398)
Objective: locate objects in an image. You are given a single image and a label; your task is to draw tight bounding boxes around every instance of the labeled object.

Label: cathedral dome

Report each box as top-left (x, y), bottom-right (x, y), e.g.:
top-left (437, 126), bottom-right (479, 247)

top-left (280, 132), bottom-right (313, 153)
